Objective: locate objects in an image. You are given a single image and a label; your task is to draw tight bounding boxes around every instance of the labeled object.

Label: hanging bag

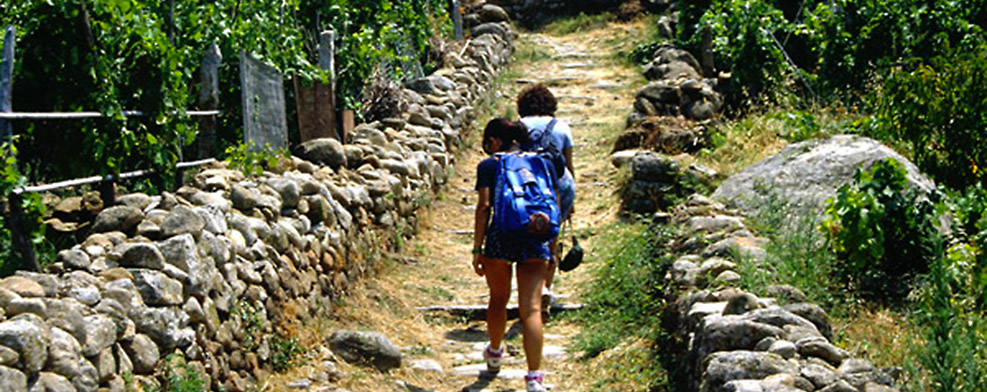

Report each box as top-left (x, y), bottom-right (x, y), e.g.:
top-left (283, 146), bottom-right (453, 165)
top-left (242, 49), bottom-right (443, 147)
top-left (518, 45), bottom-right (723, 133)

top-left (558, 220), bottom-right (583, 272)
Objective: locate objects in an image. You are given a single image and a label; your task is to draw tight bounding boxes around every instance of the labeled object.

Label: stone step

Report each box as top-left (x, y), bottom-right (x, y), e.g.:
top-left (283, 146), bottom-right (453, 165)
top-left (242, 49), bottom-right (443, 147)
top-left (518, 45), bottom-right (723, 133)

top-left (417, 303), bottom-right (584, 321)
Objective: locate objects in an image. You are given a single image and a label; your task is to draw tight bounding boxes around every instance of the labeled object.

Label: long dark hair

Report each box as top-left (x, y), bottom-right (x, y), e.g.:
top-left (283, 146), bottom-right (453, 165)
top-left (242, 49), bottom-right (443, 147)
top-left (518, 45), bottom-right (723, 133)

top-left (482, 118), bottom-right (529, 153)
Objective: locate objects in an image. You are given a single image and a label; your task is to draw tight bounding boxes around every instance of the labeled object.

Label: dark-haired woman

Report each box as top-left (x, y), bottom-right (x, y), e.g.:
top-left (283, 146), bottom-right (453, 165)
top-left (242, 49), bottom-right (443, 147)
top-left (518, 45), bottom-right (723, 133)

top-left (516, 84), bottom-right (575, 308)
top-left (471, 118), bottom-right (562, 392)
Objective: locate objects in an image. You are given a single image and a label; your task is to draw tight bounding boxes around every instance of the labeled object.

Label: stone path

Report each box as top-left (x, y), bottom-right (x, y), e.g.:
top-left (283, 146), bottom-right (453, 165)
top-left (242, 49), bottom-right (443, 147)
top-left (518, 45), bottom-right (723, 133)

top-left (262, 19), bottom-right (649, 392)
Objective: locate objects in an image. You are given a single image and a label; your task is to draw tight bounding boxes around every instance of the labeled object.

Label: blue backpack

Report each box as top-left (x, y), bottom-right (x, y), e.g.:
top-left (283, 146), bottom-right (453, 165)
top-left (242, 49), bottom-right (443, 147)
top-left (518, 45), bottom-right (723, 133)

top-left (492, 151), bottom-right (561, 242)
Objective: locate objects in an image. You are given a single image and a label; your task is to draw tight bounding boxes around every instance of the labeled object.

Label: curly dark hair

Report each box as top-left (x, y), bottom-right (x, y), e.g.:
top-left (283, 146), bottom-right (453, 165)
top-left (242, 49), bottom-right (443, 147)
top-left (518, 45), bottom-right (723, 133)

top-left (516, 84), bottom-right (557, 117)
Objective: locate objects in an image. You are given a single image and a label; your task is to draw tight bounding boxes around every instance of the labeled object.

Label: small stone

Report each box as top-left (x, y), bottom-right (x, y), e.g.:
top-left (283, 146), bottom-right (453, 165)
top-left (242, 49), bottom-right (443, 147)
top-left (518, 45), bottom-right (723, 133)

top-left (0, 365), bottom-right (26, 392)
top-left (286, 378), bottom-right (312, 389)
top-left (122, 334), bottom-right (159, 374)
top-left (57, 249), bottom-right (92, 271)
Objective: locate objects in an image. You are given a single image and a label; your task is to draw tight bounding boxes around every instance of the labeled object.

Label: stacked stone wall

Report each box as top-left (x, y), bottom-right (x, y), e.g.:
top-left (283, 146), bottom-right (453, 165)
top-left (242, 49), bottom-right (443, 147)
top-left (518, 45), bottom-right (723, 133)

top-left (657, 196), bottom-right (902, 392)
top-left (0, 12), bottom-right (515, 392)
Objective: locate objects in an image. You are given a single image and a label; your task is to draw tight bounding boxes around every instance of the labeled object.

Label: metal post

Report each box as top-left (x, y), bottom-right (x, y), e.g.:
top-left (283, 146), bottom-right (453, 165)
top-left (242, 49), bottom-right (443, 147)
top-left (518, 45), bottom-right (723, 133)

top-left (319, 30), bottom-right (338, 140)
top-left (198, 43), bottom-right (221, 158)
top-left (1, 25), bottom-right (15, 157)
top-left (451, 1), bottom-right (464, 41)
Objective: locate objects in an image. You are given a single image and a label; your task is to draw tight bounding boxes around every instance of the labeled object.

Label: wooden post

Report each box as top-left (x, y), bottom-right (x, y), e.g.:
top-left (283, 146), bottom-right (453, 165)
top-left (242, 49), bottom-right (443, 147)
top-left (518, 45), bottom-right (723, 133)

top-left (451, 1), bottom-right (464, 41)
top-left (319, 30), bottom-right (338, 141)
top-left (8, 193), bottom-right (40, 272)
top-left (1, 25), bottom-right (15, 157)
top-left (701, 26), bottom-right (715, 77)
top-left (198, 43), bottom-right (221, 158)
top-left (341, 109), bottom-right (354, 142)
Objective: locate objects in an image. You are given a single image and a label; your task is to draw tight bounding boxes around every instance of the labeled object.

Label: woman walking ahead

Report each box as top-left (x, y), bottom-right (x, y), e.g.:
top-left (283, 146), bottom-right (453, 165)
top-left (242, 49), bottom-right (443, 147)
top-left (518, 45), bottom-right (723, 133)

top-left (471, 118), bottom-right (563, 392)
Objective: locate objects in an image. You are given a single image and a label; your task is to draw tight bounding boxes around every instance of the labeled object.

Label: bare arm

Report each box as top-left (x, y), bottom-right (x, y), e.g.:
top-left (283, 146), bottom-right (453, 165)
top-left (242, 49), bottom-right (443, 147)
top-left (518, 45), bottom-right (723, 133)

top-left (563, 146), bottom-right (574, 178)
top-left (472, 187), bottom-right (491, 276)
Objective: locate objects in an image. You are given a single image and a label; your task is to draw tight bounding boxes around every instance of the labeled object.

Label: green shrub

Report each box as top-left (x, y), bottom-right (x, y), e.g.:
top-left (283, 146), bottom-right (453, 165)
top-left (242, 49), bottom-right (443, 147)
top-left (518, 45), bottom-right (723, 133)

top-left (820, 158), bottom-right (940, 301)
top-left (0, 0), bottom-right (450, 187)
top-left (865, 45), bottom-right (987, 190)
top-left (270, 334), bottom-right (306, 372)
top-left (161, 354), bottom-right (205, 392)
top-left (686, 0), bottom-right (792, 107)
top-left (224, 142), bottom-right (289, 177)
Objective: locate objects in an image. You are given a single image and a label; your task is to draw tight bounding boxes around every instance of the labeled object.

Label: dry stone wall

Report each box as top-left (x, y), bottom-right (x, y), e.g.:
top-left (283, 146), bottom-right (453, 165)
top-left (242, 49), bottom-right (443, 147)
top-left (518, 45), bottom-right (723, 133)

top-left (657, 196), bottom-right (902, 392)
top-left (0, 11), bottom-right (514, 392)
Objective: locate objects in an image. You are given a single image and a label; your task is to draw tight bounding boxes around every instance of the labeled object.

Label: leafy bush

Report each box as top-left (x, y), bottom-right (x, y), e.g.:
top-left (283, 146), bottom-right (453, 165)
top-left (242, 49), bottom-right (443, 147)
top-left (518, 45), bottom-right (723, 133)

top-left (161, 354), bottom-right (205, 392)
top-left (224, 142), bottom-right (289, 177)
top-left (0, 0), bottom-right (450, 186)
top-left (0, 144), bottom-right (46, 275)
top-left (684, 0), bottom-right (791, 107)
top-left (270, 334), bottom-right (306, 372)
top-left (865, 45), bottom-right (987, 190)
top-left (820, 158), bottom-right (940, 301)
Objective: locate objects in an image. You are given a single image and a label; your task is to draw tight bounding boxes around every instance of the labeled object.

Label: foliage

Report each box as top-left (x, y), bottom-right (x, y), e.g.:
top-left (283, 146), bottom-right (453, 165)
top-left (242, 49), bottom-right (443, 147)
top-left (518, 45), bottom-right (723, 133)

top-left (739, 190), bottom-right (842, 310)
top-left (820, 158), bottom-right (940, 301)
top-left (231, 300), bottom-right (264, 351)
top-left (865, 45), bottom-right (987, 190)
top-left (689, 0), bottom-right (791, 107)
top-left (224, 142), bottom-right (288, 177)
top-left (0, 0), bottom-right (450, 188)
top-left (0, 144), bottom-right (46, 276)
top-left (270, 334), bottom-right (306, 372)
top-left (804, 0), bottom-right (985, 93)
top-left (160, 354), bottom-right (205, 392)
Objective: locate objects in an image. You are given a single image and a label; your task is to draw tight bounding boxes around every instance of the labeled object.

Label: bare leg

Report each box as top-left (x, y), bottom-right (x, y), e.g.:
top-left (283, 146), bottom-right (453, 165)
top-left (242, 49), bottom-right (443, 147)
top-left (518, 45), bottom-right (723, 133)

top-left (483, 257), bottom-right (512, 351)
top-left (516, 259), bottom-right (547, 371)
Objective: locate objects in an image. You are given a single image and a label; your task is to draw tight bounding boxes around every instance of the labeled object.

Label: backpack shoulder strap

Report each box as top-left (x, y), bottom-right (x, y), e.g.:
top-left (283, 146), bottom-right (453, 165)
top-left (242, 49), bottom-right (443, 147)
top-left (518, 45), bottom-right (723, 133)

top-left (545, 118), bottom-right (558, 134)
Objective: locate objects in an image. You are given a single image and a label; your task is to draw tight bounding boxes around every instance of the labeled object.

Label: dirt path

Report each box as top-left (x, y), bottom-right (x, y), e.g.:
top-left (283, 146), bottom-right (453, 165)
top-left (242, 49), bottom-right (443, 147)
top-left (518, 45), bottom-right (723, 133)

top-left (264, 19), bottom-right (650, 392)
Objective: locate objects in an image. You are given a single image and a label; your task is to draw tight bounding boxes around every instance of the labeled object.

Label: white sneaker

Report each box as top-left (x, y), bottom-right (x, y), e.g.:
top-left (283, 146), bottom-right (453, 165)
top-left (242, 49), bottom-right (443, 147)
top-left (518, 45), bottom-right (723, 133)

top-left (541, 286), bottom-right (555, 313)
top-left (483, 344), bottom-right (504, 374)
top-left (525, 373), bottom-right (547, 392)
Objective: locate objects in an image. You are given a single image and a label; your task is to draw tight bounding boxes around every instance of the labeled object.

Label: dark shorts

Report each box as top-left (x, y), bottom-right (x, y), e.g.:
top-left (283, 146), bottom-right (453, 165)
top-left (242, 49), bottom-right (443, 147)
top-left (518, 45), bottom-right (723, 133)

top-left (482, 228), bottom-right (552, 264)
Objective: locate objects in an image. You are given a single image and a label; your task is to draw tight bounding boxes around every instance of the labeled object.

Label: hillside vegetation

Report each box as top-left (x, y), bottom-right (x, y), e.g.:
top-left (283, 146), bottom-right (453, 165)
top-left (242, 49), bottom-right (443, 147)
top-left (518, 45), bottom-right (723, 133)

top-left (584, 1), bottom-right (986, 390)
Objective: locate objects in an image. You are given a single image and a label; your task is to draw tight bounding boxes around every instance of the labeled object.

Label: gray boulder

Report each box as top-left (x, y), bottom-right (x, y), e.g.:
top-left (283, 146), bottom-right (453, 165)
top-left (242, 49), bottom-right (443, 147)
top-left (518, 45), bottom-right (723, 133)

top-left (91, 206), bottom-right (143, 234)
top-left (157, 234), bottom-right (214, 297)
top-left (30, 371), bottom-right (75, 392)
top-left (478, 4), bottom-right (510, 23)
top-left (56, 250), bottom-right (91, 271)
top-left (294, 138), bottom-right (347, 170)
top-left (711, 135), bottom-right (935, 229)
top-left (0, 314), bottom-right (48, 375)
top-left (130, 269), bottom-right (183, 306)
top-left (122, 334), bottom-right (159, 374)
top-left (0, 365), bottom-right (26, 392)
top-left (116, 243), bottom-right (165, 270)
top-left (328, 330), bottom-right (402, 372)
top-left (702, 351), bottom-right (798, 392)
top-left (159, 205), bottom-right (205, 238)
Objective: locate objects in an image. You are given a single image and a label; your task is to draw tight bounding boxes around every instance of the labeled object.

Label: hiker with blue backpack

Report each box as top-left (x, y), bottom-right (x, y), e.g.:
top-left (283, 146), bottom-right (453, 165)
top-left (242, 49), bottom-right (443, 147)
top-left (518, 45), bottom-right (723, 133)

top-left (517, 84), bottom-right (577, 308)
top-left (471, 118), bottom-right (564, 392)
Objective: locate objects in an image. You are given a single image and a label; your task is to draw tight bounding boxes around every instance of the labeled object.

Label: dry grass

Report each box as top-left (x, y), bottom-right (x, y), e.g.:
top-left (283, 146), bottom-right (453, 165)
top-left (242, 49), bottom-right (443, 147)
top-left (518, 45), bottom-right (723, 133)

top-left (836, 306), bottom-right (920, 370)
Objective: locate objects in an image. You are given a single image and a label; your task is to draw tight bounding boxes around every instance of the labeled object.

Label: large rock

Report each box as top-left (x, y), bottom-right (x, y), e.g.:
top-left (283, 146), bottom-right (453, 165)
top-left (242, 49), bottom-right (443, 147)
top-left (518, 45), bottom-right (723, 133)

top-left (711, 135), bottom-right (935, 227)
top-left (0, 315), bottom-right (49, 375)
top-left (91, 206), bottom-right (144, 234)
top-left (122, 334), bottom-right (159, 374)
top-left (159, 205), bottom-right (206, 238)
top-left (116, 243), bottom-right (165, 270)
top-left (0, 365), bottom-right (27, 392)
top-left (130, 269), bottom-right (183, 306)
top-left (157, 234), bottom-right (214, 297)
top-left (328, 331), bottom-right (402, 372)
top-left (702, 351), bottom-right (799, 392)
top-left (294, 138), bottom-right (347, 170)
